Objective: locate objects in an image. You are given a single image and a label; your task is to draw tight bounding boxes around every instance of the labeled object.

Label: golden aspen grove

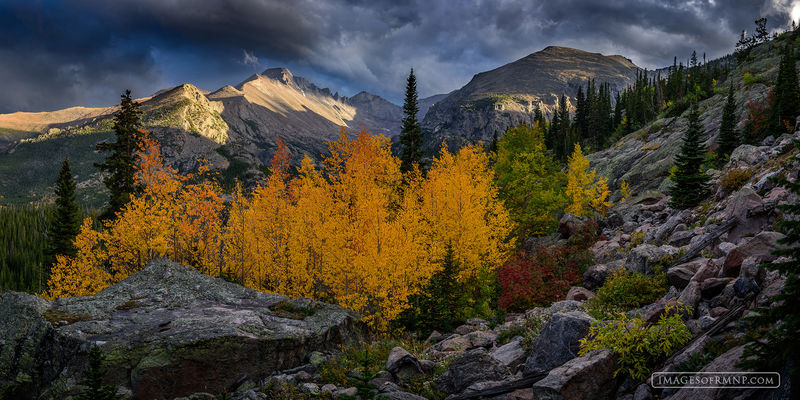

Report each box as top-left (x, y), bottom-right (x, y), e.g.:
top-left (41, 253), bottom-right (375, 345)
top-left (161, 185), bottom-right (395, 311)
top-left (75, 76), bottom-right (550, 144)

top-left (47, 129), bottom-right (514, 329)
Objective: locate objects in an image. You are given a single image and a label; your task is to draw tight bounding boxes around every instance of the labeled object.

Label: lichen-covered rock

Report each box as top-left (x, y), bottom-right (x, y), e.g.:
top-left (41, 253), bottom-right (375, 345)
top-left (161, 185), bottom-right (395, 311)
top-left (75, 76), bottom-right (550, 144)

top-left (523, 311), bottom-right (595, 375)
top-left (625, 244), bottom-right (668, 276)
top-left (385, 347), bottom-right (423, 382)
top-left (531, 349), bottom-right (618, 400)
top-left (490, 337), bottom-right (527, 369)
top-left (0, 260), bottom-right (367, 400)
top-left (434, 348), bottom-right (510, 394)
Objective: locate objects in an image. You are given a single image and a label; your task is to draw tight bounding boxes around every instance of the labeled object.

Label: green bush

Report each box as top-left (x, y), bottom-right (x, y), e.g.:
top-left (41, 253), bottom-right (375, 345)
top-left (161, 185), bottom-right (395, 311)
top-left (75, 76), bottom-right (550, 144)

top-left (579, 302), bottom-right (692, 379)
top-left (585, 269), bottom-right (666, 320)
top-left (718, 168), bottom-right (755, 192)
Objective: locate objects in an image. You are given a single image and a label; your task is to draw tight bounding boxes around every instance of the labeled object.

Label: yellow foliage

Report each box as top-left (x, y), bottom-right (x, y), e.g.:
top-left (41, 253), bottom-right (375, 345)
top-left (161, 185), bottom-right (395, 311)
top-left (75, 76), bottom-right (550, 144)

top-left (566, 143), bottom-right (611, 216)
top-left (620, 179), bottom-right (632, 202)
top-left (47, 129), bottom-right (513, 329)
top-left (45, 218), bottom-right (110, 299)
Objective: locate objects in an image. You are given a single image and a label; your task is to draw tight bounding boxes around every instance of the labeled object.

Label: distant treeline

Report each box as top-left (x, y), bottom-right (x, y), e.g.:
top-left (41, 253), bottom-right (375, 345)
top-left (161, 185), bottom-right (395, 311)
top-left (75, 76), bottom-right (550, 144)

top-left (0, 205), bottom-right (52, 293)
top-left (0, 204), bottom-right (98, 293)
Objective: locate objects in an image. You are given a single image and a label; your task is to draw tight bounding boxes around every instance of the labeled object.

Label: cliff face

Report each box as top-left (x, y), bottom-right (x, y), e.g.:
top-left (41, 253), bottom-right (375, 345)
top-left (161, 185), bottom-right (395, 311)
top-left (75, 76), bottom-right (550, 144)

top-left (421, 46), bottom-right (639, 150)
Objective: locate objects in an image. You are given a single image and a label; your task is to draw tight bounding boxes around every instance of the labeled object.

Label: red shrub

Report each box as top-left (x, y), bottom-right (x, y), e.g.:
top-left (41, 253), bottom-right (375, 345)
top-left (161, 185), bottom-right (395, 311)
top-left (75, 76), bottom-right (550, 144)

top-left (498, 243), bottom-right (592, 311)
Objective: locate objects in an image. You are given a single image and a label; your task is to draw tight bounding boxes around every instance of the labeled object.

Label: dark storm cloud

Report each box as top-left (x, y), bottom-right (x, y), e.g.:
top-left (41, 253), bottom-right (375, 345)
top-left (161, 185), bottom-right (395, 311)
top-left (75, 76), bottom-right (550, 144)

top-left (0, 0), bottom-right (797, 113)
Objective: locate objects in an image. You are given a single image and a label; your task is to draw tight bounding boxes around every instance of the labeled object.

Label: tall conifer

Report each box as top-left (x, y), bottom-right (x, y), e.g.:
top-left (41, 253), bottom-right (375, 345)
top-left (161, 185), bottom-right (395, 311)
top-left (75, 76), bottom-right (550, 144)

top-left (50, 157), bottom-right (82, 259)
top-left (669, 105), bottom-right (710, 209)
top-left (773, 46), bottom-right (800, 134)
top-left (95, 90), bottom-right (144, 220)
top-left (399, 68), bottom-right (423, 173)
top-left (717, 84), bottom-right (739, 162)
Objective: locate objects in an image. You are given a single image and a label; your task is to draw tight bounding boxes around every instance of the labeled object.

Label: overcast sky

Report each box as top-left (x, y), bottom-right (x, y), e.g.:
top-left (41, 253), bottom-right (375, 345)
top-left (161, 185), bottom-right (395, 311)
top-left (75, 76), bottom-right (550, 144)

top-left (1, 0), bottom-right (798, 113)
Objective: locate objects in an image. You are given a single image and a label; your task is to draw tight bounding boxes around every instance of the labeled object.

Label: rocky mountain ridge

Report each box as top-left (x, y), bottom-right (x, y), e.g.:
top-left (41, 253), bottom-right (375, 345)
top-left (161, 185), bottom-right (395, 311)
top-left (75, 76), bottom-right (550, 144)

top-left (421, 46), bottom-right (640, 150)
top-left (0, 68), bottom-right (416, 204)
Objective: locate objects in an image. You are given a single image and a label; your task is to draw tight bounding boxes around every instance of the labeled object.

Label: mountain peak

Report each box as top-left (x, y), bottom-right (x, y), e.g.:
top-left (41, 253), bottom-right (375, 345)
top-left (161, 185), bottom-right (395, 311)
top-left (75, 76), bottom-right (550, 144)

top-left (262, 67), bottom-right (294, 84)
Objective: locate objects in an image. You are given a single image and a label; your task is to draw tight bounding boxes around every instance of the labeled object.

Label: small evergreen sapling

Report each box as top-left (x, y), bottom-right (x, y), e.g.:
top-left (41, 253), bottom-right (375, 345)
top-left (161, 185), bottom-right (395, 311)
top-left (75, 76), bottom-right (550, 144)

top-left (75, 346), bottom-right (117, 400)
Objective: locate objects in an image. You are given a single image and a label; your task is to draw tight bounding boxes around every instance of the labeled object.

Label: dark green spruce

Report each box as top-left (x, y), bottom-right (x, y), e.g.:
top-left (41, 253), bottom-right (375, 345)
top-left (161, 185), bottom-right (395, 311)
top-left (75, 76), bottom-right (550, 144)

top-left (772, 45), bottom-right (800, 134)
top-left (75, 346), bottom-right (118, 400)
top-left (50, 156), bottom-right (82, 259)
top-left (399, 68), bottom-right (423, 174)
top-left (95, 90), bottom-right (144, 221)
top-left (395, 244), bottom-right (465, 335)
top-left (738, 145), bottom-right (800, 389)
top-left (668, 105), bottom-right (710, 209)
top-left (716, 84), bottom-right (739, 163)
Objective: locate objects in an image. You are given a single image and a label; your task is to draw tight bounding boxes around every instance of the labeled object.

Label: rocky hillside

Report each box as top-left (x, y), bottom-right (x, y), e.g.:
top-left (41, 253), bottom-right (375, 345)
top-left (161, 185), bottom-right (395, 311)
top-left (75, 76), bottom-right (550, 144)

top-left (421, 46), bottom-right (639, 150)
top-left (0, 68), bottom-right (404, 205)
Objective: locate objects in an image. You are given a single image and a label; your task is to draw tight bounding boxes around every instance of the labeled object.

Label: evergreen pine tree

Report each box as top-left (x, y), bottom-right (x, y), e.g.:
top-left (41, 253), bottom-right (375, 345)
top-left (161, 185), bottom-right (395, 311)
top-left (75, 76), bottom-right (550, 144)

top-left (95, 90), bottom-right (144, 221)
top-left (399, 68), bottom-right (423, 173)
top-left (75, 346), bottom-right (118, 400)
top-left (395, 244), bottom-right (464, 334)
top-left (50, 156), bottom-right (82, 259)
top-left (738, 149), bottom-right (800, 389)
top-left (717, 84), bottom-right (739, 163)
top-left (489, 130), bottom-right (498, 153)
top-left (669, 105), bottom-right (710, 209)
top-left (772, 46), bottom-right (800, 134)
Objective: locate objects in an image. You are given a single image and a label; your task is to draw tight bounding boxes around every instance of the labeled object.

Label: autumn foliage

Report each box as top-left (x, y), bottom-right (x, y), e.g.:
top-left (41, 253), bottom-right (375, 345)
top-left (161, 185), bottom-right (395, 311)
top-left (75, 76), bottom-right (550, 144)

top-left (566, 143), bottom-right (611, 217)
top-left (47, 129), bottom-right (513, 329)
top-left (497, 221), bottom-right (596, 311)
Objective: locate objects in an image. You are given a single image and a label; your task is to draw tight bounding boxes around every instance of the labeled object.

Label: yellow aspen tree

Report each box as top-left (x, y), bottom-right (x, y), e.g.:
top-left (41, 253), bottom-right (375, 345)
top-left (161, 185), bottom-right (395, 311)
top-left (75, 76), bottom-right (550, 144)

top-left (566, 143), bottom-right (611, 216)
top-left (46, 218), bottom-right (111, 298)
top-left (620, 179), bottom-right (632, 202)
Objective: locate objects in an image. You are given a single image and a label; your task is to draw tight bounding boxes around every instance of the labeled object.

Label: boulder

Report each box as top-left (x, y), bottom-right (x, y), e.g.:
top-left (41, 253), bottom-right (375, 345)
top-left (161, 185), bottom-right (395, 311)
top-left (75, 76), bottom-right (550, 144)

top-left (385, 392), bottom-right (428, 400)
top-left (531, 349), bottom-right (618, 400)
top-left (524, 311), bottom-right (595, 374)
top-left (582, 264), bottom-right (614, 291)
top-left (733, 277), bottom-right (760, 298)
top-left (690, 259), bottom-right (720, 283)
top-left (722, 231), bottom-right (786, 277)
top-left (666, 266), bottom-right (696, 289)
top-left (558, 213), bottom-right (588, 239)
top-left (0, 260), bottom-right (366, 400)
top-left (434, 348), bottom-right (510, 394)
top-left (727, 145), bottom-right (767, 169)
top-left (436, 335), bottom-right (471, 352)
top-left (490, 338), bottom-right (527, 369)
top-left (667, 346), bottom-right (749, 400)
top-left (565, 287), bottom-right (596, 302)
top-left (625, 244), bottom-right (668, 276)
top-left (464, 330), bottom-right (497, 349)
top-left (700, 277), bottom-right (733, 298)
top-left (548, 300), bottom-right (585, 314)
top-left (385, 347), bottom-right (423, 382)
top-left (677, 281), bottom-right (701, 316)
top-left (668, 229), bottom-right (694, 247)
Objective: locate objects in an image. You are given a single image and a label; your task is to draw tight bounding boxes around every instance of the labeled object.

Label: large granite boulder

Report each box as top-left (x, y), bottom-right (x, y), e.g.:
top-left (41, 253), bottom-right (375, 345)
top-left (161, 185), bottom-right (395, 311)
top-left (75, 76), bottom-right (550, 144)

top-left (531, 349), bottom-right (618, 400)
top-left (434, 348), bottom-right (511, 395)
top-left (523, 311), bottom-right (595, 375)
top-left (625, 244), bottom-right (668, 276)
top-left (0, 260), bottom-right (367, 400)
